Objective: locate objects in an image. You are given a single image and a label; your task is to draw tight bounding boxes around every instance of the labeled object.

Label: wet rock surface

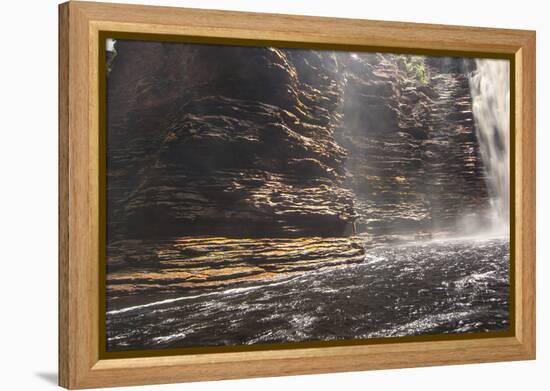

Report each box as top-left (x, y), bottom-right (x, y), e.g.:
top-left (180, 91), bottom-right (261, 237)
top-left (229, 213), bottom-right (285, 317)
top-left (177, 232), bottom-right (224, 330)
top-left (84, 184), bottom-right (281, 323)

top-left (106, 236), bottom-right (368, 299)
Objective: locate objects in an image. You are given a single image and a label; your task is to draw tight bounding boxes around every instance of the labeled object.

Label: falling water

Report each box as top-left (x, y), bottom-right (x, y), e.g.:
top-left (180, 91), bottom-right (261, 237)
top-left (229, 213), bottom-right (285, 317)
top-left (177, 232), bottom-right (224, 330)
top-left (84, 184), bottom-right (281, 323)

top-left (469, 59), bottom-right (510, 235)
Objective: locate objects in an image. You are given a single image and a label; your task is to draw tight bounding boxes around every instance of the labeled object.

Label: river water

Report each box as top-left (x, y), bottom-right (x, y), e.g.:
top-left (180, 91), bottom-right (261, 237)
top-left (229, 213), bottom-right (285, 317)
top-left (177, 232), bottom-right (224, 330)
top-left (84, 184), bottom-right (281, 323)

top-left (106, 236), bottom-right (509, 351)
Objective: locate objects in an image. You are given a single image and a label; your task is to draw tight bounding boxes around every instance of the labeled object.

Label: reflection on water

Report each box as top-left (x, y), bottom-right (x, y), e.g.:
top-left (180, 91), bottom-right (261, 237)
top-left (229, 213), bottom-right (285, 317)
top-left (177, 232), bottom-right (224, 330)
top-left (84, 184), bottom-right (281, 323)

top-left (106, 236), bottom-right (509, 351)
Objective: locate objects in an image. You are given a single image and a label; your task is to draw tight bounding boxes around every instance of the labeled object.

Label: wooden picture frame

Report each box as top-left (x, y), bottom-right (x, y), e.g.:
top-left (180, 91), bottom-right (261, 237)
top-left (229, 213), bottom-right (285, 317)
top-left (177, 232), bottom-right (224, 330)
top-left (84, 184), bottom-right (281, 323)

top-left (59, 1), bottom-right (536, 389)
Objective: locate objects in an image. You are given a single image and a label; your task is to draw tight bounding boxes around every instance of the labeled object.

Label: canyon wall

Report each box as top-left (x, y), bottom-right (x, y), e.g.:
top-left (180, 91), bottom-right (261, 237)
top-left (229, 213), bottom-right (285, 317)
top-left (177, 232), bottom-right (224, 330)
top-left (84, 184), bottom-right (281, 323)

top-left (106, 41), bottom-right (489, 241)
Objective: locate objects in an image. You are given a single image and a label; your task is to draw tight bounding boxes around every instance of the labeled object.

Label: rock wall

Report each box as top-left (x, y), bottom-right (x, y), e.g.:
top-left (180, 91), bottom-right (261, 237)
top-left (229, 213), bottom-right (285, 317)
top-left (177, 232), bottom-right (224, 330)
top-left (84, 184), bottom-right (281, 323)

top-left (106, 41), bottom-right (489, 240)
top-left (337, 53), bottom-right (488, 234)
top-left (107, 42), bottom-right (354, 239)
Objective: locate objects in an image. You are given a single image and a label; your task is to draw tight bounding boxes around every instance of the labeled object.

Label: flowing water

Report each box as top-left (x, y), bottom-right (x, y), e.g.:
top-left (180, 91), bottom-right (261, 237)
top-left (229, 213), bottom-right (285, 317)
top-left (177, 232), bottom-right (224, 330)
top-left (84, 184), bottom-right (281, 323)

top-left (106, 236), bottom-right (509, 351)
top-left (469, 59), bottom-right (510, 234)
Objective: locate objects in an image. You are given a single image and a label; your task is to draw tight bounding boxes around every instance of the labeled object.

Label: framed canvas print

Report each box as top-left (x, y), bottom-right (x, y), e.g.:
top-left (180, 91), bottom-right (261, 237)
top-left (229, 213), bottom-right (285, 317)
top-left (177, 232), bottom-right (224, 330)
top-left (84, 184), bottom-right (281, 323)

top-left (59, 1), bottom-right (536, 389)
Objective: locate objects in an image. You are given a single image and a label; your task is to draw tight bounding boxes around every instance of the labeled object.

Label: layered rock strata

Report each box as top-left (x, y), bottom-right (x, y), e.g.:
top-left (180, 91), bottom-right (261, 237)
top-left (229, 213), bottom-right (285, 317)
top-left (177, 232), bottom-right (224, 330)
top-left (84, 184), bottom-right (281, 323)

top-left (107, 43), bottom-right (353, 239)
top-left (106, 42), bottom-right (491, 293)
top-left (336, 53), bottom-right (488, 234)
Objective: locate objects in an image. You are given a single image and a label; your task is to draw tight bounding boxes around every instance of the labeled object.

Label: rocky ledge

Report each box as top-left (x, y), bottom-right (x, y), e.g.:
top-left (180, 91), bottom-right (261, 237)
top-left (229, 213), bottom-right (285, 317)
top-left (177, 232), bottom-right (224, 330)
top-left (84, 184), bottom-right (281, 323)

top-left (106, 236), bottom-right (368, 300)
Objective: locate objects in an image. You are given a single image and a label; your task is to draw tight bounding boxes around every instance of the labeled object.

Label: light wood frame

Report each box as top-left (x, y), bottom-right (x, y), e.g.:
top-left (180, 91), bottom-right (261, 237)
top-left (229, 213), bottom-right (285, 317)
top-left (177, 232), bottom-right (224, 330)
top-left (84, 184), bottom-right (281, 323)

top-left (59, 1), bottom-right (536, 389)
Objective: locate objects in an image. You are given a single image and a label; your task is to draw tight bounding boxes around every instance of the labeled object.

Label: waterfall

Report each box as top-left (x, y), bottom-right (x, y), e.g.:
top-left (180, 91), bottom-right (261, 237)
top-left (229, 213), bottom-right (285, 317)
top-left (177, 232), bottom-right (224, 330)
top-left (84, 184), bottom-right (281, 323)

top-left (469, 59), bottom-right (510, 235)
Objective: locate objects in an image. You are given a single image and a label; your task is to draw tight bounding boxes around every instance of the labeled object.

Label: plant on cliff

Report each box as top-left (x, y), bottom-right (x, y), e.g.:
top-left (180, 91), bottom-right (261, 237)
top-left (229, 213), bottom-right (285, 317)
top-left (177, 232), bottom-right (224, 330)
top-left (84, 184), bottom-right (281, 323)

top-left (403, 56), bottom-right (429, 85)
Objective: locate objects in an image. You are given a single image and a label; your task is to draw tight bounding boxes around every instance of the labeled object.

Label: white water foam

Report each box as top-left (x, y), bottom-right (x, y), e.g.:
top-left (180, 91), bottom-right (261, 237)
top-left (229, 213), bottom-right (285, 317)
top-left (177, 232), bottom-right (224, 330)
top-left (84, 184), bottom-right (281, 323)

top-left (107, 275), bottom-right (303, 316)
